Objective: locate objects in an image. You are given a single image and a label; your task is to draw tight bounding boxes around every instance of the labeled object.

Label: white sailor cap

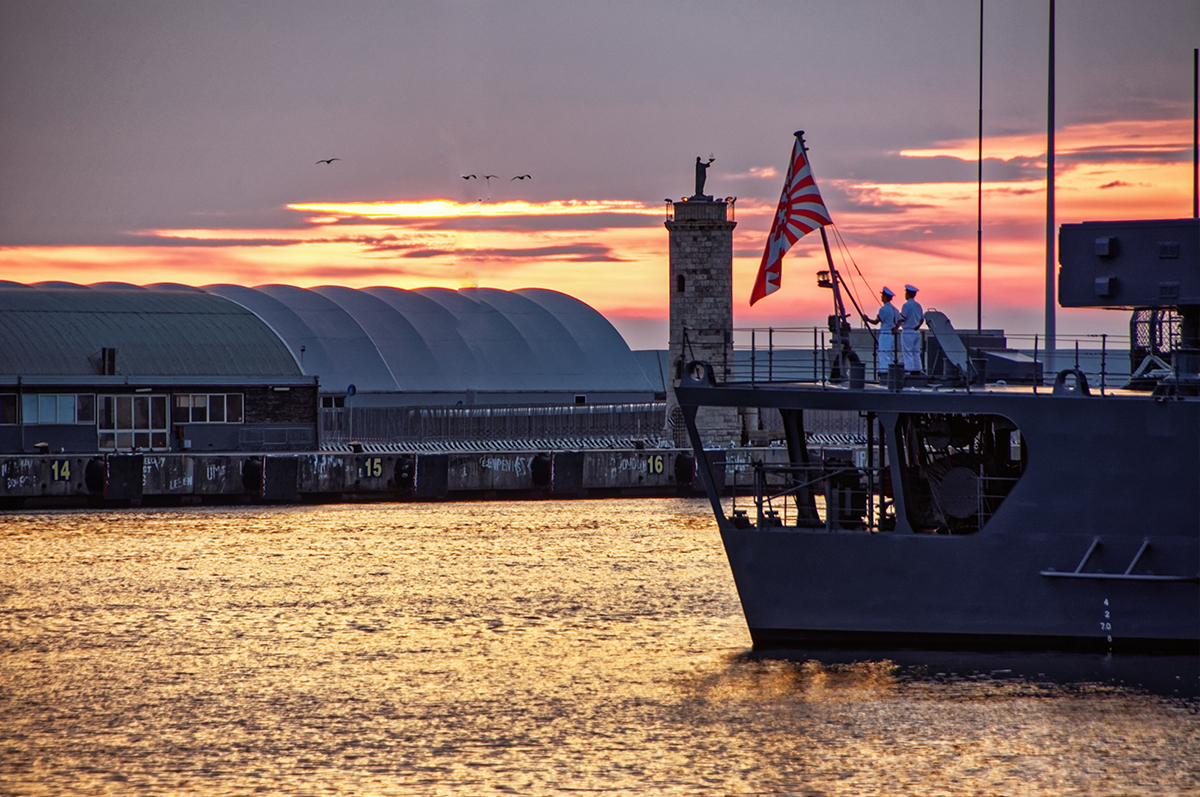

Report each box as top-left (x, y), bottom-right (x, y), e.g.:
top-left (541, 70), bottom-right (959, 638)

top-left (881, 286), bottom-right (894, 297)
top-left (905, 284), bottom-right (918, 293)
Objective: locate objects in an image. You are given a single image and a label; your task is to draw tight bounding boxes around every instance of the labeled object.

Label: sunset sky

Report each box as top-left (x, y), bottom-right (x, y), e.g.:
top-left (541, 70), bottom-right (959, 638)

top-left (1, 0), bottom-right (1197, 349)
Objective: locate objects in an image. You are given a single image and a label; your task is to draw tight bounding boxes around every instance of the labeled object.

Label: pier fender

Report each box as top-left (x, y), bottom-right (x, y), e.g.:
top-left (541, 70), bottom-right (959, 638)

top-left (241, 457), bottom-right (264, 493)
top-left (550, 451), bottom-right (585, 496)
top-left (262, 456), bottom-right (301, 502)
top-left (531, 453), bottom-right (552, 488)
top-left (84, 457), bottom-right (106, 494)
top-left (1052, 368), bottom-right (1091, 396)
top-left (104, 455), bottom-right (144, 501)
top-left (674, 452), bottom-right (695, 488)
top-left (414, 454), bottom-right (449, 500)
top-left (394, 455), bottom-right (415, 494)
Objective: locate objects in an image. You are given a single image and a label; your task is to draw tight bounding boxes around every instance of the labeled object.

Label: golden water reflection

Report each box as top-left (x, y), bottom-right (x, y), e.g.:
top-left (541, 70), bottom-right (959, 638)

top-left (1, 500), bottom-right (1196, 795)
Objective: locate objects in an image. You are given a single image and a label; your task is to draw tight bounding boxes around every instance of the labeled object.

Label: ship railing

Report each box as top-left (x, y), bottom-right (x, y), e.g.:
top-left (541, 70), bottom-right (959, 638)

top-left (728, 460), bottom-right (1024, 535)
top-left (1003, 332), bottom-right (1131, 395)
top-left (728, 461), bottom-right (894, 533)
top-left (691, 326), bottom-right (1134, 394)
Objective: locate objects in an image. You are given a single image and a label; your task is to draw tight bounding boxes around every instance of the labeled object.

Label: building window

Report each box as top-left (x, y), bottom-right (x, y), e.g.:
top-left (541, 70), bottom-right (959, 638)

top-left (320, 395), bottom-right (345, 409)
top-left (14, 393), bottom-right (95, 424)
top-left (0, 395), bottom-right (17, 424)
top-left (98, 394), bottom-right (169, 450)
top-left (676, 274), bottom-right (686, 293)
top-left (172, 393), bottom-right (244, 424)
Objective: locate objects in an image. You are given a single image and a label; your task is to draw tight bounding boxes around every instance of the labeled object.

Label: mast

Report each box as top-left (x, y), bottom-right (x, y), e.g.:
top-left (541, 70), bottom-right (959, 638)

top-left (1045, 0), bottom-right (1056, 357)
top-left (977, 0), bottom-right (984, 330)
top-left (1193, 47), bottom-right (1198, 219)
top-left (818, 226), bottom-right (848, 332)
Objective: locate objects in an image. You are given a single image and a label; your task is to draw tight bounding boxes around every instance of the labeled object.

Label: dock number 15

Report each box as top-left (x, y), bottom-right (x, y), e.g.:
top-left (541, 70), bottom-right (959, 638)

top-left (363, 457), bottom-right (384, 478)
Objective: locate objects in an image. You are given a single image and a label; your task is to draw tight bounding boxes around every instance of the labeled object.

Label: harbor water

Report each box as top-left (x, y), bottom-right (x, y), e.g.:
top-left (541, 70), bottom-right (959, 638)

top-left (1, 500), bottom-right (1197, 796)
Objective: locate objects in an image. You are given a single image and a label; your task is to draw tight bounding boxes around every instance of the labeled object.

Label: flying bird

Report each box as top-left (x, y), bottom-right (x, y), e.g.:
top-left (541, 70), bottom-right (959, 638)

top-left (510, 174), bottom-right (531, 181)
top-left (316, 158), bottom-right (341, 165)
top-left (462, 174), bottom-right (477, 179)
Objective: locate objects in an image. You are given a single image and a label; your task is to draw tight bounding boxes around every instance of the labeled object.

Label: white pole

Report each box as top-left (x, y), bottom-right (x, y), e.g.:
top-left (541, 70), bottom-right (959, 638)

top-left (1045, 0), bottom-right (1057, 361)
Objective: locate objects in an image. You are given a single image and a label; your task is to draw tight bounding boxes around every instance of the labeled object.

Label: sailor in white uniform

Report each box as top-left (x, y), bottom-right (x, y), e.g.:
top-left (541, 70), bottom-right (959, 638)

top-left (868, 287), bottom-right (900, 376)
top-left (900, 284), bottom-right (925, 373)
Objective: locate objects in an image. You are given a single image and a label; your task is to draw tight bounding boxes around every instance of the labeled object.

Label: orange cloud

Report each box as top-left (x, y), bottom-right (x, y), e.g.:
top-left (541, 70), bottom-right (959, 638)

top-left (901, 119), bottom-right (1194, 162)
top-left (2, 118), bottom-right (1191, 348)
top-left (286, 198), bottom-right (664, 221)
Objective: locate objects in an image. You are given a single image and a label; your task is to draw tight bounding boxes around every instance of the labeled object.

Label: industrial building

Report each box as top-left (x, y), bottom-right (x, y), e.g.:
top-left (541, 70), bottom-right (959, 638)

top-left (0, 282), bottom-right (668, 456)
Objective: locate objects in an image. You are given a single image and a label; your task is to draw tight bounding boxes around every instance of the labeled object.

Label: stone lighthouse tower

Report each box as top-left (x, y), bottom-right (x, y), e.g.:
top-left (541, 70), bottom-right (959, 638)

top-left (664, 159), bottom-right (741, 446)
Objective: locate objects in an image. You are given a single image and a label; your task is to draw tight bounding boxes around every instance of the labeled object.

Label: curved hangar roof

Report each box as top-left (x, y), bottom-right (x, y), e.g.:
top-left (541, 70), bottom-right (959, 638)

top-left (0, 282), bottom-right (653, 398)
top-left (0, 282), bottom-right (301, 378)
top-left (205, 284), bottom-right (654, 396)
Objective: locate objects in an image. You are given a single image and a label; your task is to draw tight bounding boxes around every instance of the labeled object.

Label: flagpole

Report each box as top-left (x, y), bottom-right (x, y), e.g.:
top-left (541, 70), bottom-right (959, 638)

top-left (818, 226), bottom-right (848, 330)
top-left (795, 134), bottom-right (842, 314)
top-left (797, 132), bottom-right (852, 376)
top-left (750, 129), bottom-right (837, 312)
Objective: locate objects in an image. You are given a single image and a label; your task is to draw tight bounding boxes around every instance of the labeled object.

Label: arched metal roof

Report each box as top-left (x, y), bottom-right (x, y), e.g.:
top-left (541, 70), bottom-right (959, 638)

top-left (208, 284), bottom-right (653, 396)
top-left (512, 288), bottom-right (644, 390)
top-left (0, 285), bottom-right (302, 377)
top-left (1, 283), bottom-right (655, 398)
top-left (313, 286), bottom-right (451, 392)
top-left (205, 284), bottom-right (399, 394)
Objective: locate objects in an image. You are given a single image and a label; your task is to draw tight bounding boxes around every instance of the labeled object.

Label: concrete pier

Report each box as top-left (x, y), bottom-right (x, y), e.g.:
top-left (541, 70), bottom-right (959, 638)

top-left (0, 448), bottom-right (803, 508)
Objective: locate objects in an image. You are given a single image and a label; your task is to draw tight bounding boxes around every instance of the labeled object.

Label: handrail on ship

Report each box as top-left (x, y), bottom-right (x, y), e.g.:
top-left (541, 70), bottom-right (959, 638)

top-left (684, 325), bottom-right (1134, 394)
top-left (723, 457), bottom-right (1021, 535)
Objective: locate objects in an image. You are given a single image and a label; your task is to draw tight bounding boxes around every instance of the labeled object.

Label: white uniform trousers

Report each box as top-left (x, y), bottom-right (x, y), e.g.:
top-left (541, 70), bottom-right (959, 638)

top-left (901, 329), bottom-right (922, 372)
top-left (877, 332), bottom-right (898, 374)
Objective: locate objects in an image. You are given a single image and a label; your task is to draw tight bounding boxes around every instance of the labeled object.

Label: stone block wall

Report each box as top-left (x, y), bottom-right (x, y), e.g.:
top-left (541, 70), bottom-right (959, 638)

top-left (664, 198), bottom-right (741, 445)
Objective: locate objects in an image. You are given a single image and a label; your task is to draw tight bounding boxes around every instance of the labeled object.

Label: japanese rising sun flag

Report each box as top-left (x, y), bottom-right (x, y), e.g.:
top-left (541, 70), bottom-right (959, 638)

top-left (749, 135), bottom-right (833, 305)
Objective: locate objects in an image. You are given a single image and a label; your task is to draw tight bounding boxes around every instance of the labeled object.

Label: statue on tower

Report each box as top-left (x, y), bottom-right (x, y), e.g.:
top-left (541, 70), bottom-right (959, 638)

top-left (693, 156), bottom-right (715, 199)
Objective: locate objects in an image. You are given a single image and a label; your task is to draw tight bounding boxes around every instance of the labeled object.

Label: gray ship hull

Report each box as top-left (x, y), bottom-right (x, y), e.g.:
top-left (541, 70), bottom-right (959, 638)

top-left (677, 370), bottom-right (1200, 653)
top-left (723, 526), bottom-right (1197, 652)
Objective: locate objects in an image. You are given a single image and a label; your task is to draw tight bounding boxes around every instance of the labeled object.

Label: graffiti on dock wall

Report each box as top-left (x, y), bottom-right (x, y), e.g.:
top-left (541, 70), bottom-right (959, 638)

top-left (479, 455), bottom-right (531, 477)
top-left (4, 458), bottom-right (36, 492)
top-left (143, 455), bottom-right (195, 493)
